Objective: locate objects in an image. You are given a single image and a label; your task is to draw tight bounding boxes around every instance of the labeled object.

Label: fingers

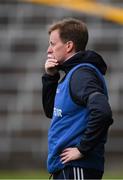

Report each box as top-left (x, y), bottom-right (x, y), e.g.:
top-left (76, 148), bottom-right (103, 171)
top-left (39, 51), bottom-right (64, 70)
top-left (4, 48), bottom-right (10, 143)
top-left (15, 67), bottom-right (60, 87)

top-left (60, 151), bottom-right (69, 158)
top-left (60, 148), bottom-right (73, 164)
top-left (61, 156), bottom-right (71, 164)
top-left (60, 148), bottom-right (83, 164)
top-left (47, 54), bottom-right (58, 65)
top-left (62, 148), bottom-right (72, 153)
top-left (45, 61), bottom-right (58, 68)
top-left (60, 152), bottom-right (71, 164)
top-left (45, 58), bottom-right (59, 75)
top-left (45, 58), bottom-right (58, 67)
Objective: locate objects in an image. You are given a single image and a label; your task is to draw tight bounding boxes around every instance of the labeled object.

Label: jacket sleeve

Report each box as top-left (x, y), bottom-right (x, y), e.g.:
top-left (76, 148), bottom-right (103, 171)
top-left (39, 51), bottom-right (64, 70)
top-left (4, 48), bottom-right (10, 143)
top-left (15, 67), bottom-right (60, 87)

top-left (69, 67), bottom-right (113, 155)
top-left (42, 73), bottom-right (60, 118)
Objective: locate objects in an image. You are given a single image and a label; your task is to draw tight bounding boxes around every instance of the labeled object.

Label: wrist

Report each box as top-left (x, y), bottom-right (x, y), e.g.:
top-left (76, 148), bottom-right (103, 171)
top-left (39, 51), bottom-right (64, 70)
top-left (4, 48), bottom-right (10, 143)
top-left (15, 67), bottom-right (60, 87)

top-left (45, 69), bottom-right (58, 76)
top-left (44, 72), bottom-right (60, 80)
top-left (76, 146), bottom-right (84, 157)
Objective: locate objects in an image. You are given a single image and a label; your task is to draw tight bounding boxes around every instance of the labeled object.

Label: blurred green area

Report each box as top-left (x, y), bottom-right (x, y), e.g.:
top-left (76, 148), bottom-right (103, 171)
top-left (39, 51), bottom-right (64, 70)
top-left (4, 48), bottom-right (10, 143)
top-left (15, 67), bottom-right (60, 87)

top-left (0, 169), bottom-right (122, 179)
top-left (0, 169), bottom-right (49, 179)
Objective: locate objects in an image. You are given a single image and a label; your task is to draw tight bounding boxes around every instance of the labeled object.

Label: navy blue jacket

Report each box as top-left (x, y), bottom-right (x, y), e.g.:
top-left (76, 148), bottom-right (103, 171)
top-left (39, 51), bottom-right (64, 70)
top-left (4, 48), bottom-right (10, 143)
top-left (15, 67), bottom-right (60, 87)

top-left (42, 50), bottom-right (113, 162)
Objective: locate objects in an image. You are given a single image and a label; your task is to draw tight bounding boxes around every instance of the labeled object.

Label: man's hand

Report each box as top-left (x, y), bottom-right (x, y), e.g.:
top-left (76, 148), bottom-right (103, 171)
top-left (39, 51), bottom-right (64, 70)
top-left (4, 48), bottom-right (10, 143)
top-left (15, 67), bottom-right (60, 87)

top-left (60, 147), bottom-right (83, 164)
top-left (45, 54), bottom-right (59, 76)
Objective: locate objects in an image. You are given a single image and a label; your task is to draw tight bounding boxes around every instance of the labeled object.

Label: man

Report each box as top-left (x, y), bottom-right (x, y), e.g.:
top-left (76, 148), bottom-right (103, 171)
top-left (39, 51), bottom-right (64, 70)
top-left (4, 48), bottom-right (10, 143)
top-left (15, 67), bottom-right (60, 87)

top-left (42, 18), bottom-right (113, 179)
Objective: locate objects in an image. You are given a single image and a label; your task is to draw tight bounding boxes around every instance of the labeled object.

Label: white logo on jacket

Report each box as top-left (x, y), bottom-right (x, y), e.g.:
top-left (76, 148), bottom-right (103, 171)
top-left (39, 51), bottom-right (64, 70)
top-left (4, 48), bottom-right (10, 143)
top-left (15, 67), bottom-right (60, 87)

top-left (56, 88), bottom-right (60, 94)
top-left (53, 107), bottom-right (62, 117)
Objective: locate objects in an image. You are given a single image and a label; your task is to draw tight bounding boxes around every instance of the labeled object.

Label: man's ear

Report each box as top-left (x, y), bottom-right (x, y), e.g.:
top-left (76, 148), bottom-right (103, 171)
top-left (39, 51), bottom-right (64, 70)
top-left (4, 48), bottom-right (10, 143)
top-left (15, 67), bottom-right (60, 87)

top-left (66, 41), bottom-right (74, 53)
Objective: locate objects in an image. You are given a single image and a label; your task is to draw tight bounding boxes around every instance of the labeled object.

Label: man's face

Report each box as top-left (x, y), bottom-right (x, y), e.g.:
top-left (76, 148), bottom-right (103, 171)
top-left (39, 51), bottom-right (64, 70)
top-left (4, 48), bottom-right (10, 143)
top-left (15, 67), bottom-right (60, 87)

top-left (47, 29), bottom-right (68, 64)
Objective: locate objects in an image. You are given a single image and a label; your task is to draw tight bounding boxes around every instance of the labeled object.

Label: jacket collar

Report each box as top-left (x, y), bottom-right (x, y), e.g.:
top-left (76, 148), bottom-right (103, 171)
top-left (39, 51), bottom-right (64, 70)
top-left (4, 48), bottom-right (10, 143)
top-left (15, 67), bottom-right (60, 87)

top-left (58, 50), bottom-right (107, 75)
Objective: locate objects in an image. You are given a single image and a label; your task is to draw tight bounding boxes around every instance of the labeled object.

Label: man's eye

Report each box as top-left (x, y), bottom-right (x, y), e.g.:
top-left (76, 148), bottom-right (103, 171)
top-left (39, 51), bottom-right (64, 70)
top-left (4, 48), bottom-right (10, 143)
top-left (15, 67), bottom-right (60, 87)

top-left (50, 42), bottom-right (55, 46)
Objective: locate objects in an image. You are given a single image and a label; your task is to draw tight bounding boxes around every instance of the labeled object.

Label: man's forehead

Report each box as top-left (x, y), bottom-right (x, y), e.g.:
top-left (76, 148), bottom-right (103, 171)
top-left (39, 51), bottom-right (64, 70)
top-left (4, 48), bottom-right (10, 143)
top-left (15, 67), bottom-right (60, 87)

top-left (50, 29), bottom-right (59, 35)
top-left (49, 30), bottom-right (60, 41)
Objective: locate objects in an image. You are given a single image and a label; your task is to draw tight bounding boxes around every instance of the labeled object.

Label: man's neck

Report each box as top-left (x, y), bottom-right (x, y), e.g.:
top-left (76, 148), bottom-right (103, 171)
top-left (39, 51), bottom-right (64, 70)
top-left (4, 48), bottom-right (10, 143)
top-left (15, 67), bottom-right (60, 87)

top-left (64, 52), bottom-right (80, 62)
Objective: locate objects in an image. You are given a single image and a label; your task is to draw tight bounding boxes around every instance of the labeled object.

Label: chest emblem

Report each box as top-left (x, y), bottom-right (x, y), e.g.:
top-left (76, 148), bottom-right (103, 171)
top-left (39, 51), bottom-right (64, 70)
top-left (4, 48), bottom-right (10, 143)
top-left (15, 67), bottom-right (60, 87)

top-left (53, 107), bottom-right (62, 117)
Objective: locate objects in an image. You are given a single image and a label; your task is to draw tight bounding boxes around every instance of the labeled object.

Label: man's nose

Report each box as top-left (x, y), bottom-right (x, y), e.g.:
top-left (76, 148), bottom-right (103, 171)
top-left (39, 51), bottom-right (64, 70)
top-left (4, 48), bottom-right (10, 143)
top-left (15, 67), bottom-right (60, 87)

top-left (47, 46), bottom-right (53, 54)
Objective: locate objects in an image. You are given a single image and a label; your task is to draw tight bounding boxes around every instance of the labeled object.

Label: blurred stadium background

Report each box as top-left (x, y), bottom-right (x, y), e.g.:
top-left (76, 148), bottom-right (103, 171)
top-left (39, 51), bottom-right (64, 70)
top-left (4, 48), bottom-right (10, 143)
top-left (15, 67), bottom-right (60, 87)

top-left (0, 0), bottom-right (123, 179)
